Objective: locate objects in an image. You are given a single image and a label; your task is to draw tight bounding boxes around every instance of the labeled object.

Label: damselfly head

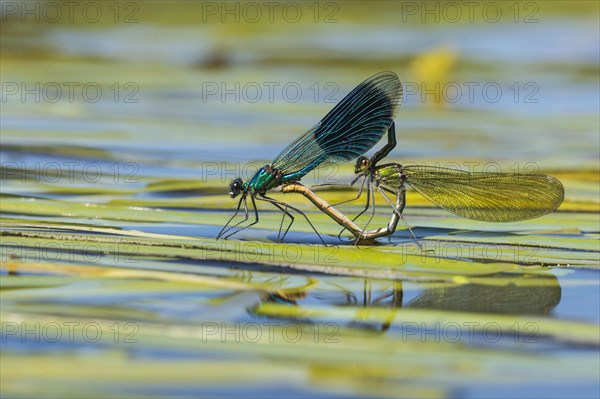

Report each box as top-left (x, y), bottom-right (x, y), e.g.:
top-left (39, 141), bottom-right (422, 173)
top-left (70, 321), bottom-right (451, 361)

top-left (228, 178), bottom-right (244, 198)
top-left (355, 156), bottom-right (371, 174)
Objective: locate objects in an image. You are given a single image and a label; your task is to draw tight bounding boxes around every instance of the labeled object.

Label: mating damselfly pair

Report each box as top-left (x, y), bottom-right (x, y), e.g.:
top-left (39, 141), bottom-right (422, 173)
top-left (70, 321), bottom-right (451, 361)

top-left (217, 71), bottom-right (564, 245)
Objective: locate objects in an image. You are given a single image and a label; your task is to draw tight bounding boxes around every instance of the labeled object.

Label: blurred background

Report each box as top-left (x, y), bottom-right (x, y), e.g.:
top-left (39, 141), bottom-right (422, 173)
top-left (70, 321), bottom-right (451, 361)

top-left (1, 1), bottom-right (599, 398)
top-left (2, 0), bottom-right (598, 172)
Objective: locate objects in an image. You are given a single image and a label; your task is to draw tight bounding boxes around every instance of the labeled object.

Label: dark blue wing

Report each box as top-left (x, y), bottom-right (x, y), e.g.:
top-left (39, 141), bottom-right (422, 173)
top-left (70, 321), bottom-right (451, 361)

top-left (271, 71), bottom-right (402, 181)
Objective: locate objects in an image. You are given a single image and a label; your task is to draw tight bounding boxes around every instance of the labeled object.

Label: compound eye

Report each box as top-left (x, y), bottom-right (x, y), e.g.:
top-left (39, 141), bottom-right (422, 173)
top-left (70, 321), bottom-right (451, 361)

top-left (229, 178), bottom-right (244, 197)
top-left (356, 157), bottom-right (370, 171)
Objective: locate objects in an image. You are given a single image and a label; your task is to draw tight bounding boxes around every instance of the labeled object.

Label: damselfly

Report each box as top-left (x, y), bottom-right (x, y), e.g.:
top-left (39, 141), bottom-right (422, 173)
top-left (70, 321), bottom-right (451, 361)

top-left (348, 157), bottom-right (565, 240)
top-left (217, 71), bottom-right (403, 243)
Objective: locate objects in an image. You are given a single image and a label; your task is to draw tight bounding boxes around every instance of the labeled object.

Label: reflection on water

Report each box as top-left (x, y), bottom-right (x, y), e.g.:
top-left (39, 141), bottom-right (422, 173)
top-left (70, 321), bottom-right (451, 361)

top-left (251, 272), bottom-right (561, 334)
top-left (311, 279), bottom-right (403, 309)
top-left (408, 274), bottom-right (561, 315)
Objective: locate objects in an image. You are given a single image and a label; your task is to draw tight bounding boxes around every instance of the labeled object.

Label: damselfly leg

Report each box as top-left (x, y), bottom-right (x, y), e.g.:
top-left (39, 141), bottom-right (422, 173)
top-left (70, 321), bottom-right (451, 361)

top-left (258, 195), bottom-right (327, 246)
top-left (217, 196), bottom-right (248, 239)
top-left (258, 195), bottom-right (295, 243)
top-left (220, 196), bottom-right (259, 240)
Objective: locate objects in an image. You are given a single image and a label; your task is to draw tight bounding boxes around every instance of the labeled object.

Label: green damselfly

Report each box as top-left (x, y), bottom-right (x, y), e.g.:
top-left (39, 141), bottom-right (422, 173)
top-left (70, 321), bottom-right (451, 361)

top-left (347, 156), bottom-right (565, 240)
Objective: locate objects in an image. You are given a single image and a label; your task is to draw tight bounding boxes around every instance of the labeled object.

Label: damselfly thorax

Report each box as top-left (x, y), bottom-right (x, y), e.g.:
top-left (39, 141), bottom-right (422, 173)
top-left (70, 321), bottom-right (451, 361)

top-left (247, 165), bottom-right (285, 195)
top-left (373, 163), bottom-right (407, 193)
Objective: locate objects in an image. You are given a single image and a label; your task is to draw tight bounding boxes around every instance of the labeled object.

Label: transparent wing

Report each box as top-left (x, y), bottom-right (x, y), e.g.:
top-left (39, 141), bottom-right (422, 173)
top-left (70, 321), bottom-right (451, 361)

top-left (402, 165), bottom-right (565, 222)
top-left (272, 71), bottom-right (402, 181)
